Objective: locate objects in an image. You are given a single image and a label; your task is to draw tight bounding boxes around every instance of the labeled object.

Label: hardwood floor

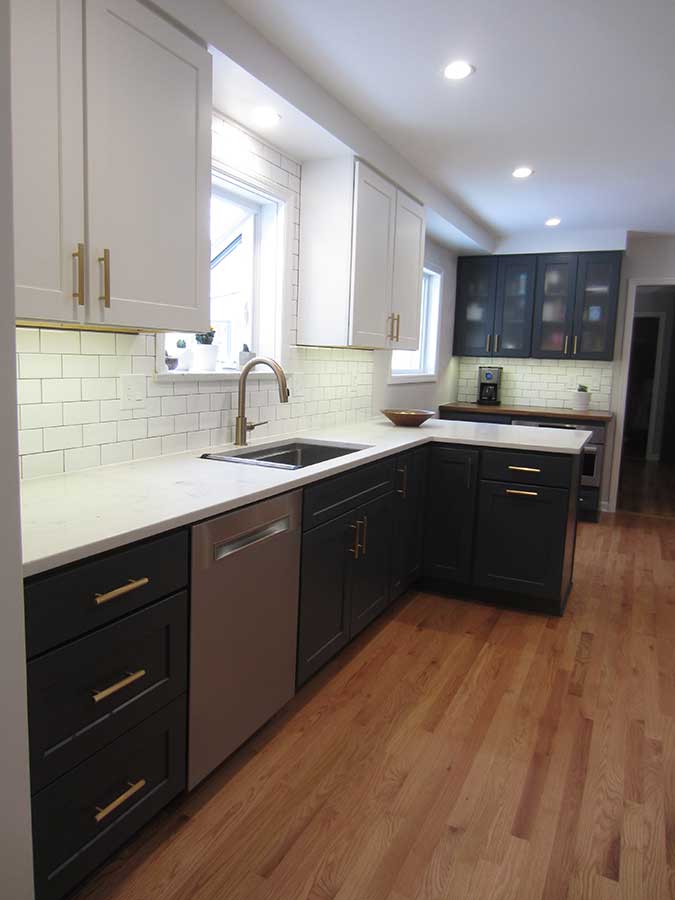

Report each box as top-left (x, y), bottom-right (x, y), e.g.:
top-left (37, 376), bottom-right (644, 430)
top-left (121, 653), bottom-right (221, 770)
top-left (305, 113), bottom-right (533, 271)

top-left (618, 456), bottom-right (675, 518)
top-left (74, 514), bottom-right (675, 900)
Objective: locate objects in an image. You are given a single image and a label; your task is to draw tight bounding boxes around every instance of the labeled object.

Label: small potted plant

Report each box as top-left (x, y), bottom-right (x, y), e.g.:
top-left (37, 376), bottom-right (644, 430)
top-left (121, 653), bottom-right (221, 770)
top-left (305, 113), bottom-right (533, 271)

top-left (175, 338), bottom-right (191, 372)
top-left (571, 383), bottom-right (591, 411)
top-left (192, 328), bottom-right (218, 371)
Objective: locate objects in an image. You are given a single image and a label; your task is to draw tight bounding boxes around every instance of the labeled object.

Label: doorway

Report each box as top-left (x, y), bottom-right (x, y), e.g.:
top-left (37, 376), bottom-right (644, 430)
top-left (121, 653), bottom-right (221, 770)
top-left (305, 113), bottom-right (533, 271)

top-left (617, 286), bottom-right (675, 516)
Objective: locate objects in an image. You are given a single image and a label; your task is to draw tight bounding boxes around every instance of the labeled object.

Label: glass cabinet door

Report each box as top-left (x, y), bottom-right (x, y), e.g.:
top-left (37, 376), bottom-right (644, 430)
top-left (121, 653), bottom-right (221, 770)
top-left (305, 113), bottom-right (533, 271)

top-left (532, 255), bottom-right (578, 358)
top-left (453, 258), bottom-right (498, 357)
top-left (572, 252), bottom-right (621, 360)
top-left (494, 256), bottom-right (536, 357)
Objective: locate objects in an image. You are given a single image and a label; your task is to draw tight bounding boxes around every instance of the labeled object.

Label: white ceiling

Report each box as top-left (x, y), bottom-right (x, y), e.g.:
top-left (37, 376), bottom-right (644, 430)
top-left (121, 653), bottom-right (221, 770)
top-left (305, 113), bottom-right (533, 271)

top-left (225, 0), bottom-right (675, 238)
top-left (212, 51), bottom-right (350, 161)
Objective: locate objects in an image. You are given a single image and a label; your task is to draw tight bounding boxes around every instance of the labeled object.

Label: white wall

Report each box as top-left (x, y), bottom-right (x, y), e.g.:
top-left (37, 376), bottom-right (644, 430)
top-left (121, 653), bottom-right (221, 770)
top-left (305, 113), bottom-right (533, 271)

top-left (494, 228), bottom-right (627, 255)
top-left (0, 0), bottom-right (35, 893)
top-left (372, 239), bottom-right (457, 414)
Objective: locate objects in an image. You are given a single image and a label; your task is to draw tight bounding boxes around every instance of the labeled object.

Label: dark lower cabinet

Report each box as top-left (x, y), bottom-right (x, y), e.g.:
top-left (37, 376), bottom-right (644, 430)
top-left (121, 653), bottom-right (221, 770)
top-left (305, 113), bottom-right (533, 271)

top-left (473, 480), bottom-right (570, 608)
top-left (297, 510), bottom-right (354, 686)
top-left (423, 446), bottom-right (479, 584)
top-left (350, 491), bottom-right (394, 636)
top-left (391, 447), bottom-right (428, 600)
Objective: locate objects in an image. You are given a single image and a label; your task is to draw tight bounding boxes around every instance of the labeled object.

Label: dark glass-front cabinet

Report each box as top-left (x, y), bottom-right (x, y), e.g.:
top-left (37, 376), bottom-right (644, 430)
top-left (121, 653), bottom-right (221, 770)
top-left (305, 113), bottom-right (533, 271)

top-left (532, 251), bottom-right (621, 360)
top-left (391, 447), bottom-right (428, 600)
top-left (423, 446), bottom-right (479, 584)
top-left (454, 256), bottom-right (535, 358)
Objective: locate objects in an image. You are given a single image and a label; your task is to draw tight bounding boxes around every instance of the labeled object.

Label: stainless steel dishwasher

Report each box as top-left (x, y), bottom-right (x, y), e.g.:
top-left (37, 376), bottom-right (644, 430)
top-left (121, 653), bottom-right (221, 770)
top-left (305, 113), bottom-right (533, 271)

top-left (189, 491), bottom-right (301, 789)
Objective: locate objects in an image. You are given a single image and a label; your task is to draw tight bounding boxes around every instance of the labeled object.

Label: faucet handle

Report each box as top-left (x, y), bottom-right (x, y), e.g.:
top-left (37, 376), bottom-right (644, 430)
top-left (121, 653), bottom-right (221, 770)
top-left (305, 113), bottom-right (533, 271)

top-left (247, 420), bottom-right (269, 432)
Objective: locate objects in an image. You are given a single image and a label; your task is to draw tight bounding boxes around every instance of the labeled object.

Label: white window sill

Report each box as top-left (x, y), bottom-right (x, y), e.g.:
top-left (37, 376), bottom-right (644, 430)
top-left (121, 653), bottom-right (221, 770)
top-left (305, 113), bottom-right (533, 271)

top-left (156, 369), bottom-right (282, 383)
top-left (388, 373), bottom-right (438, 385)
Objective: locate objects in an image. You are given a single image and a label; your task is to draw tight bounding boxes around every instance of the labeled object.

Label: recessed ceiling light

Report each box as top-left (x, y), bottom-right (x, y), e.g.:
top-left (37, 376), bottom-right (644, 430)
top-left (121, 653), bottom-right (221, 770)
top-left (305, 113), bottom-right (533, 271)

top-left (512, 166), bottom-right (534, 179)
top-left (251, 106), bottom-right (281, 129)
top-left (545, 217), bottom-right (561, 227)
top-left (444, 60), bottom-right (475, 80)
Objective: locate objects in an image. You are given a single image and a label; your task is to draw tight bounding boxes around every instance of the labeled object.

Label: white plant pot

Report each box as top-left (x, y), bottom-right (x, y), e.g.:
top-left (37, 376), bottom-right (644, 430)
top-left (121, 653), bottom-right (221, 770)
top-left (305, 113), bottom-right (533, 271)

top-left (192, 344), bottom-right (219, 372)
top-left (176, 348), bottom-right (192, 372)
top-left (571, 391), bottom-right (591, 411)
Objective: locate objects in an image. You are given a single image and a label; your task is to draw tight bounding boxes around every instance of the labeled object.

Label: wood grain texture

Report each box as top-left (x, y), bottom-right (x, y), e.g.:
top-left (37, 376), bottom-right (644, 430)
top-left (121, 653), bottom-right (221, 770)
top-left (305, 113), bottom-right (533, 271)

top-left (439, 402), bottom-right (614, 422)
top-left (72, 513), bottom-right (675, 900)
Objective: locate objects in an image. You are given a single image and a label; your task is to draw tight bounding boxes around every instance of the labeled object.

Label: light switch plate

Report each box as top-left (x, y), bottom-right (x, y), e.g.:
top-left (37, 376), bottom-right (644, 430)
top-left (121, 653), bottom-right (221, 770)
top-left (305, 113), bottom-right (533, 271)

top-left (119, 374), bottom-right (147, 410)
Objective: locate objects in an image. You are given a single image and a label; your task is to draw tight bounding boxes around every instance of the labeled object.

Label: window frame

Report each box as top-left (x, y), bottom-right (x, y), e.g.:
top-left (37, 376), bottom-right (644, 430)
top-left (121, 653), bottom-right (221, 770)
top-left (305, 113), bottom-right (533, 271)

top-left (155, 158), bottom-right (296, 380)
top-left (388, 267), bottom-right (442, 385)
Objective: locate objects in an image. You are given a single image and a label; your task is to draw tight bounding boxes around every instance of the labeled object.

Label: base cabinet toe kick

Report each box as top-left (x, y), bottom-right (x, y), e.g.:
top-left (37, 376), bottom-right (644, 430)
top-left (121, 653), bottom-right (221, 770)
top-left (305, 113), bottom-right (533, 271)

top-left (23, 440), bottom-right (582, 898)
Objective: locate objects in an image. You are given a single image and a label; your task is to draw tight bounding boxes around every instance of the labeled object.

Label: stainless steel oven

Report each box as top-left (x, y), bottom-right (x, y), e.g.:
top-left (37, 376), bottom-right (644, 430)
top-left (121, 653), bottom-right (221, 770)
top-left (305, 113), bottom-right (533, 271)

top-left (511, 419), bottom-right (606, 488)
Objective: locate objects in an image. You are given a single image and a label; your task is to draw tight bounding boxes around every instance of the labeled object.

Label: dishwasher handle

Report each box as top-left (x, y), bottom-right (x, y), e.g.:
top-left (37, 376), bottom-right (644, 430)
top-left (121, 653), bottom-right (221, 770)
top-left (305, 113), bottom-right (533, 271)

top-left (213, 516), bottom-right (290, 562)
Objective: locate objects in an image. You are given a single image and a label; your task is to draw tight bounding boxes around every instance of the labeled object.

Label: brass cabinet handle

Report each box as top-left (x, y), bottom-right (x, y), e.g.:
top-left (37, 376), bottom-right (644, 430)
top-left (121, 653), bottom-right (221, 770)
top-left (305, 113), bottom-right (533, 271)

top-left (95, 778), bottom-right (146, 823)
top-left (92, 669), bottom-right (147, 704)
top-left (564, 335), bottom-right (569, 355)
top-left (361, 515), bottom-right (368, 556)
top-left (508, 465), bottom-right (541, 473)
top-left (396, 466), bottom-right (408, 498)
top-left (387, 314), bottom-right (396, 341)
top-left (495, 334), bottom-right (500, 353)
top-left (395, 313), bottom-right (401, 342)
top-left (95, 577), bottom-right (149, 606)
top-left (349, 520), bottom-right (363, 560)
top-left (485, 333), bottom-right (492, 353)
top-left (506, 489), bottom-right (539, 497)
top-left (573, 335), bottom-right (578, 355)
top-left (98, 248), bottom-right (111, 308)
top-left (72, 242), bottom-right (85, 306)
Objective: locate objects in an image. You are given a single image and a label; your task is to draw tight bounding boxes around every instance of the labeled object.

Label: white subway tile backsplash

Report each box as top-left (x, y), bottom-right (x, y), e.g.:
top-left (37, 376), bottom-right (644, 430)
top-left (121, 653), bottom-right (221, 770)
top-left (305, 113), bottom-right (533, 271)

top-left (16, 328), bottom-right (40, 353)
top-left (65, 445), bottom-right (101, 472)
top-left (132, 437), bottom-right (162, 460)
top-left (42, 378), bottom-right (81, 403)
top-left (99, 356), bottom-right (132, 377)
top-left (18, 430), bottom-right (43, 455)
top-left (43, 425), bottom-right (83, 451)
top-left (82, 378), bottom-right (118, 401)
top-left (17, 380), bottom-right (42, 404)
top-left (161, 433), bottom-right (187, 455)
top-left (147, 416), bottom-right (174, 437)
top-left (116, 333), bottom-right (148, 356)
top-left (161, 396), bottom-right (187, 416)
top-left (198, 411), bottom-right (220, 430)
top-left (118, 418), bottom-right (148, 442)
top-left (21, 403), bottom-right (63, 429)
top-left (132, 356), bottom-right (156, 376)
top-left (175, 413), bottom-right (199, 432)
top-left (63, 401), bottom-right (100, 425)
top-left (19, 354), bottom-right (62, 379)
top-left (187, 394), bottom-right (210, 414)
top-left (101, 442), bottom-right (133, 466)
top-left (22, 450), bottom-right (64, 478)
top-left (83, 422), bottom-right (117, 446)
top-left (81, 332), bottom-right (116, 355)
top-left (187, 429), bottom-right (211, 450)
top-left (62, 355), bottom-right (100, 377)
top-left (40, 329), bottom-right (80, 354)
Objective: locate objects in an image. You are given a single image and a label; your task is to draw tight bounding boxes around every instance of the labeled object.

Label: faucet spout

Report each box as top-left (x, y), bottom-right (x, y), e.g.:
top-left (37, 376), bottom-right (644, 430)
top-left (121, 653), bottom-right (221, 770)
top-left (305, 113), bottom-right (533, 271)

top-left (235, 356), bottom-right (289, 446)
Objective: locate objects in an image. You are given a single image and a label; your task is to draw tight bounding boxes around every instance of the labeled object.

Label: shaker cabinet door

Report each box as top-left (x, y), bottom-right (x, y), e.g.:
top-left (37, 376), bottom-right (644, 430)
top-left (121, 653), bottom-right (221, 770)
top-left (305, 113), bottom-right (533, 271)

top-left (349, 492), bottom-right (393, 637)
top-left (349, 161), bottom-right (396, 348)
top-left (532, 254), bottom-right (578, 358)
top-left (84, 0), bottom-right (211, 331)
top-left (11, 0), bottom-right (86, 324)
top-left (453, 258), bottom-right (498, 357)
top-left (571, 252), bottom-right (621, 360)
top-left (494, 255), bottom-right (536, 357)
top-left (391, 191), bottom-right (426, 350)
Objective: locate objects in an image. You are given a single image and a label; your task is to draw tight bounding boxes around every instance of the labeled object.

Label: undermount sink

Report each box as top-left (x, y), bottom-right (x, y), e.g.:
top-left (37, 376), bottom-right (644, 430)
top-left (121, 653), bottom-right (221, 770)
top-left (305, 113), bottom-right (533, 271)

top-left (202, 439), bottom-right (370, 470)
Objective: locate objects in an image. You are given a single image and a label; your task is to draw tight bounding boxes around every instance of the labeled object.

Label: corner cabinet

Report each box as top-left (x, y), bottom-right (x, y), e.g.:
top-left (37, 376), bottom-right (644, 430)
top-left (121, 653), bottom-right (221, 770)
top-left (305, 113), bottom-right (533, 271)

top-left (453, 255), bottom-right (536, 358)
top-left (298, 157), bottom-right (425, 349)
top-left (454, 251), bottom-right (621, 361)
top-left (11, 0), bottom-right (211, 332)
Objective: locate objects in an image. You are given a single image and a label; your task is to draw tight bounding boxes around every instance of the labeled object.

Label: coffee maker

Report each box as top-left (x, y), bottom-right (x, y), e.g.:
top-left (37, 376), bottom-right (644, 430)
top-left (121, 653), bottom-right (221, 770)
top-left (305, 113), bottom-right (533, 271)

top-left (477, 366), bottom-right (502, 405)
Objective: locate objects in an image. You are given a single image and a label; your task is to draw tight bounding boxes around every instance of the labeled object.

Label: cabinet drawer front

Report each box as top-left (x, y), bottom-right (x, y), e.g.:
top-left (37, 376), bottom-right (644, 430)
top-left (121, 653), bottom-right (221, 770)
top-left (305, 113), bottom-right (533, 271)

top-left (25, 530), bottom-right (188, 657)
top-left (480, 449), bottom-right (572, 488)
top-left (303, 458), bottom-right (395, 530)
top-left (28, 592), bottom-right (187, 792)
top-left (32, 697), bottom-right (186, 900)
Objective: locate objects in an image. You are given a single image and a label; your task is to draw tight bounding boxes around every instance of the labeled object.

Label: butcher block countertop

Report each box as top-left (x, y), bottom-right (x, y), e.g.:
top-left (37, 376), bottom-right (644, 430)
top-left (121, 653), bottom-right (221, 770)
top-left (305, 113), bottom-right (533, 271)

top-left (439, 402), bottom-right (614, 422)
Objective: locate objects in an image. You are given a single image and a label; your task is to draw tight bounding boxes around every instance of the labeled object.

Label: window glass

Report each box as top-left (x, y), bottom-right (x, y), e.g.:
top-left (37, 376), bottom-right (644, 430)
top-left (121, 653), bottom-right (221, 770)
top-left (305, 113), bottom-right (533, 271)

top-left (391, 269), bottom-right (441, 378)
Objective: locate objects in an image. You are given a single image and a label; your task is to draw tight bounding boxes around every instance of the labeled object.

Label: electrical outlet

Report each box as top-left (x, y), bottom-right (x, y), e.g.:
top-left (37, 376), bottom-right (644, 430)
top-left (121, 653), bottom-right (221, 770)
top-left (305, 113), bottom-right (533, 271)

top-left (119, 374), bottom-right (147, 410)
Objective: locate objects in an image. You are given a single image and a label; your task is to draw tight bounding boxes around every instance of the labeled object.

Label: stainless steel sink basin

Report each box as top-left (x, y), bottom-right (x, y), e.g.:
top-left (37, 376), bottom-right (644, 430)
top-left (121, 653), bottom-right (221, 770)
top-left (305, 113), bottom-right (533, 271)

top-left (202, 439), bottom-right (370, 470)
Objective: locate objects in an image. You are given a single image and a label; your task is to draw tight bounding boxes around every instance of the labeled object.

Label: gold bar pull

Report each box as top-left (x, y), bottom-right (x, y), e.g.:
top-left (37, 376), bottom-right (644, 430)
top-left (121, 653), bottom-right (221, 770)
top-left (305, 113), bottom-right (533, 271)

top-left (563, 335), bottom-right (569, 355)
top-left (387, 314), bottom-right (395, 341)
top-left (98, 248), bottom-right (111, 308)
top-left (72, 242), bottom-right (85, 306)
top-left (95, 779), bottom-right (146, 823)
top-left (485, 333), bottom-right (492, 353)
top-left (349, 520), bottom-right (362, 560)
top-left (95, 576), bottom-right (149, 606)
top-left (508, 465), bottom-right (541, 473)
top-left (573, 335), bottom-right (578, 355)
top-left (361, 515), bottom-right (368, 556)
top-left (395, 313), bottom-right (401, 342)
top-left (495, 334), bottom-right (500, 353)
top-left (396, 465), bottom-right (408, 498)
top-left (92, 669), bottom-right (147, 704)
top-left (506, 489), bottom-right (539, 497)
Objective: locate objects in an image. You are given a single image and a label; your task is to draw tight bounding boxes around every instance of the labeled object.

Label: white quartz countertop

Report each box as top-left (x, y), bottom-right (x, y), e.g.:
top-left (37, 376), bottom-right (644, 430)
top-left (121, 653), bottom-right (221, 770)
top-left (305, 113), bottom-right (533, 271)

top-left (21, 416), bottom-right (591, 578)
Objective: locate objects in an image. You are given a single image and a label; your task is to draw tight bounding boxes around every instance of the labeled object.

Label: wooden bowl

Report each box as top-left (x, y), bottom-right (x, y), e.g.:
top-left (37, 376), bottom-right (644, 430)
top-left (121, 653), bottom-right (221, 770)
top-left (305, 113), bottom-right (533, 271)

top-left (382, 409), bottom-right (435, 427)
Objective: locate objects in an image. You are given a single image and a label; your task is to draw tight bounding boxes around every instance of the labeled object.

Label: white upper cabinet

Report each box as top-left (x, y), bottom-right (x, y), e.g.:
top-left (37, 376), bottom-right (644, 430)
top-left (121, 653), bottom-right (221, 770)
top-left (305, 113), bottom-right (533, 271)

top-left (11, 0), bottom-right (86, 324)
top-left (11, 0), bottom-right (212, 332)
top-left (85, 0), bottom-right (211, 330)
top-left (298, 157), bottom-right (425, 350)
top-left (391, 190), bottom-right (426, 350)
